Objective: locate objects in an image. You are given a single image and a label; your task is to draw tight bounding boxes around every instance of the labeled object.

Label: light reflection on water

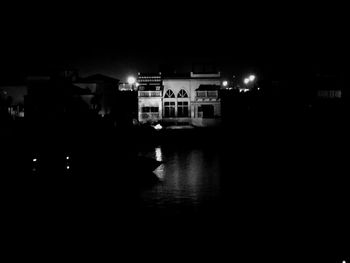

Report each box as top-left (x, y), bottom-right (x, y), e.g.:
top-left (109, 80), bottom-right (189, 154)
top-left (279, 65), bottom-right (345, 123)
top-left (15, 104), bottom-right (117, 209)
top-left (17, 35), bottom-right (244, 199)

top-left (155, 147), bottom-right (162, 162)
top-left (141, 146), bottom-right (221, 214)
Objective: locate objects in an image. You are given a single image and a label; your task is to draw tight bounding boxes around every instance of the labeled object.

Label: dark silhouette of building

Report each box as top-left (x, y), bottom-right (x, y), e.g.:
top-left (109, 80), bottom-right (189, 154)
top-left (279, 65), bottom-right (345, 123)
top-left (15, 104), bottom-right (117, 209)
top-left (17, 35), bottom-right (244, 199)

top-left (23, 70), bottom-right (120, 129)
top-left (75, 74), bottom-right (119, 118)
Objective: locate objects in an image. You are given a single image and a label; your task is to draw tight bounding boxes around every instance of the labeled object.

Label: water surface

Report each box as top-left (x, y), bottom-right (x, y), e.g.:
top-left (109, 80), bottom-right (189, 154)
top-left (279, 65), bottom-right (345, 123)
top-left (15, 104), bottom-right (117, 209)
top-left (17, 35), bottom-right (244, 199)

top-left (139, 145), bottom-right (222, 216)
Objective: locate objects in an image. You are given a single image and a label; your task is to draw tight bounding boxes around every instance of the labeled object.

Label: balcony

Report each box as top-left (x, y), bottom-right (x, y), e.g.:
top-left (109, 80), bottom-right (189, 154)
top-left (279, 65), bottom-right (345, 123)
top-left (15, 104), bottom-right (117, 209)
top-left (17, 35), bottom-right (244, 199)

top-left (140, 113), bottom-right (160, 120)
top-left (138, 91), bottom-right (162, 97)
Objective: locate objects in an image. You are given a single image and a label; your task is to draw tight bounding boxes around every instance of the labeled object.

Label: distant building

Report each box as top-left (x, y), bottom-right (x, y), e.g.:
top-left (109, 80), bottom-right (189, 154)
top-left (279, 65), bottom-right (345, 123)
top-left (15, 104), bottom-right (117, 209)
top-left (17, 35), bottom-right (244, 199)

top-left (24, 71), bottom-right (119, 120)
top-left (24, 73), bottom-right (92, 120)
top-left (137, 72), bottom-right (222, 127)
top-left (314, 74), bottom-right (344, 100)
top-left (0, 85), bottom-right (26, 118)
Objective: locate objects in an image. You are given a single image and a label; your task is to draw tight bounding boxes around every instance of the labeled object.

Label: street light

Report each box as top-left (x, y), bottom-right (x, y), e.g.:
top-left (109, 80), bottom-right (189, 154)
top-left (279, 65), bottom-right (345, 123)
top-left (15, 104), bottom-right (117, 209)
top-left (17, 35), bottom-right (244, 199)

top-left (222, 80), bottom-right (228, 87)
top-left (244, 74), bottom-right (257, 85)
top-left (242, 74), bottom-right (257, 92)
top-left (249, 75), bottom-right (256, 82)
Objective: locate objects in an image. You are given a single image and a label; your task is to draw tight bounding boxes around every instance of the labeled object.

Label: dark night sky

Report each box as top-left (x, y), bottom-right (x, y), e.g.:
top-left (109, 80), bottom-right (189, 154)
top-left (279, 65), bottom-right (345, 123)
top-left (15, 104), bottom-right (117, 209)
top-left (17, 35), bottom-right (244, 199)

top-left (1, 1), bottom-right (348, 84)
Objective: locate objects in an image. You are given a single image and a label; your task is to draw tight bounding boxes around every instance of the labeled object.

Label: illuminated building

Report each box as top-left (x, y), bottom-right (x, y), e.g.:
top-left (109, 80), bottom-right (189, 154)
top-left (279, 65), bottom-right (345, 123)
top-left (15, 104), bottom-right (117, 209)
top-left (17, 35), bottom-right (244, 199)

top-left (137, 72), bottom-right (222, 127)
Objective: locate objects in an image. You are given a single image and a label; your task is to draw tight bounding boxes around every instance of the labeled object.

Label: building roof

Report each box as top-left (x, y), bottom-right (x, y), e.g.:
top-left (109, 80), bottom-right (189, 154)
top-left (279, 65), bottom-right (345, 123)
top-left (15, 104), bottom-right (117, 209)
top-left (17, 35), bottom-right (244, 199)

top-left (162, 72), bottom-right (221, 80)
top-left (190, 72), bottom-right (221, 78)
top-left (196, 85), bottom-right (221, 91)
top-left (137, 72), bottom-right (162, 77)
top-left (70, 84), bottom-right (93, 95)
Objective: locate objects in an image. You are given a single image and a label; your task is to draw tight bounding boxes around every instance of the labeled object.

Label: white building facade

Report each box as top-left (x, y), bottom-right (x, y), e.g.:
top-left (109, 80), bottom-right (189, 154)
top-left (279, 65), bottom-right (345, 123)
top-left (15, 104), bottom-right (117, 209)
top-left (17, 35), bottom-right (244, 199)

top-left (138, 72), bottom-right (221, 127)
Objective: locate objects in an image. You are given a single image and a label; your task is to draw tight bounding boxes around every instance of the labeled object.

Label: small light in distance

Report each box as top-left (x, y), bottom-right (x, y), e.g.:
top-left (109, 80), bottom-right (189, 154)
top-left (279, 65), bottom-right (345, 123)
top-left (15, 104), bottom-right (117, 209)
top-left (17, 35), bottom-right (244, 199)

top-left (154, 124), bottom-right (162, 130)
top-left (33, 158), bottom-right (37, 162)
top-left (222, 80), bottom-right (228, 87)
top-left (66, 166), bottom-right (70, 170)
top-left (244, 78), bottom-right (250, 84)
top-left (66, 156), bottom-right (70, 160)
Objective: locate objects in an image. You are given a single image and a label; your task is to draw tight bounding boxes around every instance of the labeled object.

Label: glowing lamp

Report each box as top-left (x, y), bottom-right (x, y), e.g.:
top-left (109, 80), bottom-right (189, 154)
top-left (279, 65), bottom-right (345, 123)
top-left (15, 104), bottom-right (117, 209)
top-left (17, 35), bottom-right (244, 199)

top-left (127, 76), bottom-right (136, 85)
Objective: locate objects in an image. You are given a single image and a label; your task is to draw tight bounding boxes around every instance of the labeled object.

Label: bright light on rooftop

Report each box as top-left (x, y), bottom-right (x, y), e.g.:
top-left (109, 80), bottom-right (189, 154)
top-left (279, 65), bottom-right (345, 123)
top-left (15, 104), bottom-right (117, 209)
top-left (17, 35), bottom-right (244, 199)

top-left (127, 76), bottom-right (136, 85)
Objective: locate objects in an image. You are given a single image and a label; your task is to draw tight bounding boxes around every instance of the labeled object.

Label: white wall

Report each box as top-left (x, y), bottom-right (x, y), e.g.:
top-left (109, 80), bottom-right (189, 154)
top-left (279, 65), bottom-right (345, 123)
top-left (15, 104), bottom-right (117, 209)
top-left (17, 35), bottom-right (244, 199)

top-left (163, 78), bottom-right (221, 101)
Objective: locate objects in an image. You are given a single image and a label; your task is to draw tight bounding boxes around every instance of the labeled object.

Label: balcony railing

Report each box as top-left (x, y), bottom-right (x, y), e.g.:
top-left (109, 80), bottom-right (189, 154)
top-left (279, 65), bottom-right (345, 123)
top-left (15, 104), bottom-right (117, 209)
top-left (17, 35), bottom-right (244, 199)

top-left (207, 91), bottom-right (218, 97)
top-left (196, 91), bottom-right (218, 98)
top-left (138, 91), bottom-right (162, 97)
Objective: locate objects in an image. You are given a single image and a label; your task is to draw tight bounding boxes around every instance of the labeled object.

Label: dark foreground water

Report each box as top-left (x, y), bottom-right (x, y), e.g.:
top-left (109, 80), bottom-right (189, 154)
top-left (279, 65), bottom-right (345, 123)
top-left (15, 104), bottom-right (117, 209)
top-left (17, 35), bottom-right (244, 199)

top-left (1, 121), bottom-right (349, 262)
top-left (139, 145), bottom-right (222, 216)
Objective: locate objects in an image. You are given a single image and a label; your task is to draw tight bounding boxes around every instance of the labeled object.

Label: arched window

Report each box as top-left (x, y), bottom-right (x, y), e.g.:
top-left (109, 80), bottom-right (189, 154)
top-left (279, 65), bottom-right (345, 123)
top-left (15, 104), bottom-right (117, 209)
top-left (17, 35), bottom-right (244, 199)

top-left (177, 89), bottom-right (188, 98)
top-left (164, 89), bottom-right (175, 98)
